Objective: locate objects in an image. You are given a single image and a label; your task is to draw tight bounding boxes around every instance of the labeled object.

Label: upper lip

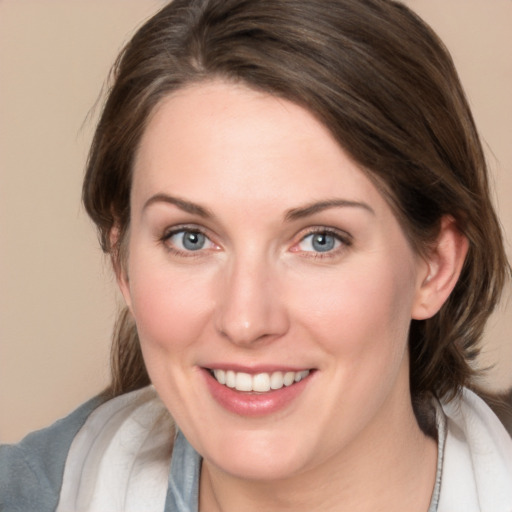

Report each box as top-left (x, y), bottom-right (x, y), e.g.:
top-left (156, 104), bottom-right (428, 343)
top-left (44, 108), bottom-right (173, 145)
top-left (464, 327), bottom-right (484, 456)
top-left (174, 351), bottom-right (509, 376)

top-left (201, 364), bottom-right (314, 374)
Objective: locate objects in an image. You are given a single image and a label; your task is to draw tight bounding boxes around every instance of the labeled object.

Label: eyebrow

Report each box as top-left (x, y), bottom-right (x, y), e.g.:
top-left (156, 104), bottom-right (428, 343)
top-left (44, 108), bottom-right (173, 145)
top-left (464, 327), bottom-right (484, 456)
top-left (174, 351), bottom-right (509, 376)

top-left (143, 193), bottom-right (214, 218)
top-left (143, 194), bottom-right (374, 221)
top-left (284, 199), bottom-right (375, 221)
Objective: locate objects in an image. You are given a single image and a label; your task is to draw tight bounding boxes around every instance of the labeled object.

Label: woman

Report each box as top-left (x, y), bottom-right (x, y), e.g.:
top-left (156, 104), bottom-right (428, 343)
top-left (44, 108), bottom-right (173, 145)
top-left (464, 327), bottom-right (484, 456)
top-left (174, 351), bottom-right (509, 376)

top-left (1, 0), bottom-right (511, 511)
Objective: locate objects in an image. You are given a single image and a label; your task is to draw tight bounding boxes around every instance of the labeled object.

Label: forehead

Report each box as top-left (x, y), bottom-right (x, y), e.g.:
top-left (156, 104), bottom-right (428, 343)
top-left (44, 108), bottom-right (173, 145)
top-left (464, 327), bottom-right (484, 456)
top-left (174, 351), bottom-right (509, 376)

top-left (132, 80), bottom-right (384, 214)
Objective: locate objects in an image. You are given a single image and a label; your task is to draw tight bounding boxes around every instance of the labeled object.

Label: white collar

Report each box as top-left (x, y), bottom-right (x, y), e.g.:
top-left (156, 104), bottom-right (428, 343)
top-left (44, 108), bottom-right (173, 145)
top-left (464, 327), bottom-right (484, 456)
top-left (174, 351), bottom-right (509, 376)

top-left (56, 386), bottom-right (174, 512)
top-left (438, 388), bottom-right (512, 512)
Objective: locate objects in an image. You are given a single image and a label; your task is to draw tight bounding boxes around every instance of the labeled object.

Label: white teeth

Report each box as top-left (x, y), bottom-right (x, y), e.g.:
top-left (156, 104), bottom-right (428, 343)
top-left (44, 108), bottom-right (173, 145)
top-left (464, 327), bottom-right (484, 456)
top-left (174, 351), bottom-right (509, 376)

top-left (226, 370), bottom-right (236, 388)
top-left (211, 369), bottom-right (310, 392)
top-left (213, 369), bottom-right (226, 384)
top-left (235, 372), bottom-right (253, 392)
top-left (270, 371), bottom-right (284, 390)
top-left (284, 371), bottom-right (295, 386)
top-left (295, 370), bottom-right (309, 382)
top-left (253, 373), bottom-right (271, 392)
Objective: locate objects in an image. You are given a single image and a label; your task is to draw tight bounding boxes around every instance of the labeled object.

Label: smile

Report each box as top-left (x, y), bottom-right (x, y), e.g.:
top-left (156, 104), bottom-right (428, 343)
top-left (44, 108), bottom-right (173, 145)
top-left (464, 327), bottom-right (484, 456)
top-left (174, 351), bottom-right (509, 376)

top-left (210, 369), bottom-right (311, 392)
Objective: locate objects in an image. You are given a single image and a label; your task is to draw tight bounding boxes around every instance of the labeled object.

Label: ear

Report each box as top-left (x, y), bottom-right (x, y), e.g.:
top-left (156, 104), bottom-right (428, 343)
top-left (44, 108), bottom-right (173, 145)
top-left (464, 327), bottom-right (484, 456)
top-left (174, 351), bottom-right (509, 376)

top-left (110, 225), bottom-right (133, 312)
top-left (412, 216), bottom-right (469, 320)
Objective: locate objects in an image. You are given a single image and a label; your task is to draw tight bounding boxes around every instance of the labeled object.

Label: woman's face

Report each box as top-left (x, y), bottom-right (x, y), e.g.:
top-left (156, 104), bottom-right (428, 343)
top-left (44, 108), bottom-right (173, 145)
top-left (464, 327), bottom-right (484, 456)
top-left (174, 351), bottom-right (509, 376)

top-left (121, 80), bottom-right (430, 480)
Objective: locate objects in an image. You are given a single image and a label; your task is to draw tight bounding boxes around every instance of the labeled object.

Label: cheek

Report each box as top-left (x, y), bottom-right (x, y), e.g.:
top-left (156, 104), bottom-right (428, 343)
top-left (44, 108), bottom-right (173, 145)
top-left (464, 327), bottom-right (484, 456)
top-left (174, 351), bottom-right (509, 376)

top-left (290, 255), bottom-right (416, 364)
top-left (126, 254), bottom-right (215, 356)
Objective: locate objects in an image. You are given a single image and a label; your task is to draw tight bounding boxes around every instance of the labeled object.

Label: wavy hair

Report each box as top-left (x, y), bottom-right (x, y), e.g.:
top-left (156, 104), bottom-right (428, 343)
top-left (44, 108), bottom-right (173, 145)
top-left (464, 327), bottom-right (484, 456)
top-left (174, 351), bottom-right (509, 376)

top-left (83, 0), bottom-right (509, 413)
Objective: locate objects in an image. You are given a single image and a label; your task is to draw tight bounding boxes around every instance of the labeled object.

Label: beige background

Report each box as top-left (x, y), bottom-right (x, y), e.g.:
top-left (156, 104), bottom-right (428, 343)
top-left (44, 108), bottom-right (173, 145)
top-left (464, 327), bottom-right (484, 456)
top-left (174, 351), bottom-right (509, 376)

top-left (1, 0), bottom-right (511, 443)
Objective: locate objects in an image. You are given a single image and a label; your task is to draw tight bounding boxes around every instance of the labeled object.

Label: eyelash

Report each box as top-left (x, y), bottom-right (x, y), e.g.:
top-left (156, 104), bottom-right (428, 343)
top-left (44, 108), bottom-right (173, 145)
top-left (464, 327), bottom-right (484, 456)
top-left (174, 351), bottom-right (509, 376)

top-left (159, 226), bottom-right (352, 259)
top-left (292, 228), bottom-right (352, 260)
top-left (160, 225), bottom-right (217, 258)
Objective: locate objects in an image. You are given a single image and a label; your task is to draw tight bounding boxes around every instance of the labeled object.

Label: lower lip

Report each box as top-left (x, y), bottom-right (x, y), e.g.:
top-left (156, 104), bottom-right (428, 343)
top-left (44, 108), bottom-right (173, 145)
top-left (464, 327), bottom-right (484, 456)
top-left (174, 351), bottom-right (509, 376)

top-left (202, 369), bottom-right (313, 417)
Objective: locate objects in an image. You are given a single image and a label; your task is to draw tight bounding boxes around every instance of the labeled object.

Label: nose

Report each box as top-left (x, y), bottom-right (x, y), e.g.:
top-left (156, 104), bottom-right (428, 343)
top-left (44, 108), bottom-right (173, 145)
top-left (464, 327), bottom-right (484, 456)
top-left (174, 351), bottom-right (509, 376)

top-left (214, 255), bottom-right (289, 347)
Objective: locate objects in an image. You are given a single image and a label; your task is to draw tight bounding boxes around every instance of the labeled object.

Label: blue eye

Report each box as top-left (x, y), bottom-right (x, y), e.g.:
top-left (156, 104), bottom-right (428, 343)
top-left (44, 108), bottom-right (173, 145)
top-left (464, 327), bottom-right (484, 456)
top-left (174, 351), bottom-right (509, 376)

top-left (166, 229), bottom-right (213, 252)
top-left (298, 232), bottom-right (342, 253)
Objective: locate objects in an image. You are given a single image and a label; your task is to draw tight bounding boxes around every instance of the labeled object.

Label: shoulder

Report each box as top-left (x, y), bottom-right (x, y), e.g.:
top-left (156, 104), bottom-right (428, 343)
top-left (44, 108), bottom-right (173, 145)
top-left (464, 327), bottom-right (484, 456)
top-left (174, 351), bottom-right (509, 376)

top-left (0, 394), bottom-right (106, 512)
top-left (438, 388), bottom-right (512, 512)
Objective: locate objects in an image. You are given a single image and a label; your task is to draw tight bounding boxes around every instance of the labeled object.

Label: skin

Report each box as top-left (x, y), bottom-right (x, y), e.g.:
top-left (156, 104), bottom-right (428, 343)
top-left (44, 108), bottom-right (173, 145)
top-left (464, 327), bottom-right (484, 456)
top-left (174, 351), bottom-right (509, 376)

top-left (118, 80), bottom-right (467, 511)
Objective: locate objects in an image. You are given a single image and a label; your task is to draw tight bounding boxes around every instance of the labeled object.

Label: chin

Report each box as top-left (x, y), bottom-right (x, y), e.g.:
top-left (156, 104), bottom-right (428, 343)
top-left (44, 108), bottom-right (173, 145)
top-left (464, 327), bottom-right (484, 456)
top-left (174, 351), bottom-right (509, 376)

top-left (203, 429), bottom-right (314, 481)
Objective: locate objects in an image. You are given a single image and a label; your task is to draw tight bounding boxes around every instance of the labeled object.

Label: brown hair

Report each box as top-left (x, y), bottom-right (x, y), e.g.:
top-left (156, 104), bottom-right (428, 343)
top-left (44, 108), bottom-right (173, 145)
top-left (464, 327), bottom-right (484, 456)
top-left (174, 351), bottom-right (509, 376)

top-left (83, 0), bottom-right (509, 407)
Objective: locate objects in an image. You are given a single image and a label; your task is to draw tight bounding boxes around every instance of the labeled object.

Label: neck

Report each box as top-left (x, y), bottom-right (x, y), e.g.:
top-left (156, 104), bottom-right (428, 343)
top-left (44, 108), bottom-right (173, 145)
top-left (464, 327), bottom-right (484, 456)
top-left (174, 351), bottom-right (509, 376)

top-left (199, 386), bottom-right (438, 512)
